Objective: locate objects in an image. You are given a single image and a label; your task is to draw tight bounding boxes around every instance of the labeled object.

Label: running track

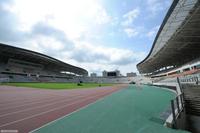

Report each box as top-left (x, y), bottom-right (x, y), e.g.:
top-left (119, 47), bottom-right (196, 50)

top-left (0, 85), bottom-right (126, 133)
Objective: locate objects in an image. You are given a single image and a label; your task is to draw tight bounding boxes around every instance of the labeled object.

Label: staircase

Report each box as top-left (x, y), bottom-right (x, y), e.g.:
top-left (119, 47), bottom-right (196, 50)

top-left (182, 84), bottom-right (200, 133)
top-left (183, 85), bottom-right (200, 116)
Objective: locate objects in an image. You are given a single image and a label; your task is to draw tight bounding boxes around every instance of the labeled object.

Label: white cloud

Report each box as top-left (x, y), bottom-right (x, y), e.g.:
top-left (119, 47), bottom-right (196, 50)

top-left (121, 8), bottom-right (141, 38)
top-left (124, 28), bottom-right (138, 38)
top-left (94, 5), bottom-right (111, 25)
top-left (146, 25), bottom-right (160, 39)
top-left (5, 0), bottom-right (112, 40)
top-left (121, 8), bottom-right (140, 26)
top-left (147, 0), bottom-right (172, 16)
top-left (67, 41), bottom-right (145, 75)
top-left (0, 0), bottom-right (146, 75)
top-left (15, 35), bottom-right (145, 75)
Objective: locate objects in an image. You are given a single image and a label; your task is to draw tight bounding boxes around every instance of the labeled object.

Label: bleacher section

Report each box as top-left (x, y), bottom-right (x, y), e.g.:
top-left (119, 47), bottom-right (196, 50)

top-left (0, 43), bottom-right (88, 83)
top-left (152, 71), bottom-right (200, 132)
top-left (0, 60), bottom-right (75, 83)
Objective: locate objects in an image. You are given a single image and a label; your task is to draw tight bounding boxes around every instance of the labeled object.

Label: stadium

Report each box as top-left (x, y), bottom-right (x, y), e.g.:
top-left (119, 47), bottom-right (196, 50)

top-left (0, 43), bottom-right (88, 83)
top-left (0, 0), bottom-right (200, 133)
top-left (137, 0), bottom-right (200, 132)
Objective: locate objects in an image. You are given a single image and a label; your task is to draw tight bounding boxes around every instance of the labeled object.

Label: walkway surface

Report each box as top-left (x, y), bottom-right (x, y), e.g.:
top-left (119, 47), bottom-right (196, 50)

top-left (33, 85), bottom-right (189, 133)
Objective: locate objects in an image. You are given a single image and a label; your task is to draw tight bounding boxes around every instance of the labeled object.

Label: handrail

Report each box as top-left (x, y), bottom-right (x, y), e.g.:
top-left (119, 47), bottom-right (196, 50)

top-left (170, 93), bottom-right (185, 129)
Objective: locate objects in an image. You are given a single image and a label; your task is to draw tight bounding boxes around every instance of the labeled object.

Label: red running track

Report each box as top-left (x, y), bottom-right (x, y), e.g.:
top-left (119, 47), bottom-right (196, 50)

top-left (0, 85), bottom-right (126, 133)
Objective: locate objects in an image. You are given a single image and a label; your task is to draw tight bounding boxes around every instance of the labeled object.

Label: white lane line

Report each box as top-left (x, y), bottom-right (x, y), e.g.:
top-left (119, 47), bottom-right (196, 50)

top-left (0, 95), bottom-right (59, 107)
top-left (0, 87), bottom-right (109, 106)
top-left (30, 88), bottom-right (124, 133)
top-left (0, 89), bottom-right (104, 111)
top-left (0, 91), bottom-right (59, 104)
top-left (0, 91), bottom-right (95, 111)
top-left (0, 96), bottom-right (64, 111)
top-left (0, 91), bottom-right (102, 118)
top-left (0, 90), bottom-right (113, 128)
top-left (0, 90), bottom-right (85, 106)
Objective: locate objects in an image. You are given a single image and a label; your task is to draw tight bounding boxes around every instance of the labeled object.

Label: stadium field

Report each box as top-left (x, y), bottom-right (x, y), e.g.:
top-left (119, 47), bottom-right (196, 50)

top-left (0, 83), bottom-right (113, 89)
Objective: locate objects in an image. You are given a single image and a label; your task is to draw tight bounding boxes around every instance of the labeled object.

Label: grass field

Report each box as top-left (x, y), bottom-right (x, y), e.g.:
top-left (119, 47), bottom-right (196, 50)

top-left (0, 83), bottom-right (113, 89)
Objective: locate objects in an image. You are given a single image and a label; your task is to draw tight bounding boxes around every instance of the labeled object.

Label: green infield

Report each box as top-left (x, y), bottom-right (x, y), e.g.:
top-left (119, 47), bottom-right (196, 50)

top-left (0, 82), bottom-right (113, 89)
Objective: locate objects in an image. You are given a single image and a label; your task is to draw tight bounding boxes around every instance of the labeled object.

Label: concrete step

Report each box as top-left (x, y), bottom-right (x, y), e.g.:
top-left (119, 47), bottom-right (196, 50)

top-left (185, 100), bottom-right (200, 103)
top-left (186, 115), bottom-right (200, 133)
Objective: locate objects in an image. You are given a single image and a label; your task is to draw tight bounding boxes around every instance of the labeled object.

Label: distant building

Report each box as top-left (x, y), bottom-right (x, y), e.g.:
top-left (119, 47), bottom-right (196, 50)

top-left (126, 72), bottom-right (137, 77)
top-left (90, 73), bottom-right (97, 77)
top-left (102, 70), bottom-right (107, 77)
top-left (102, 70), bottom-right (120, 77)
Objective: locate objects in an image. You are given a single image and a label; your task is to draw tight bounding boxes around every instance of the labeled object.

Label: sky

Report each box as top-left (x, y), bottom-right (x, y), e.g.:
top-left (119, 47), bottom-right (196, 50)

top-left (0, 0), bottom-right (172, 76)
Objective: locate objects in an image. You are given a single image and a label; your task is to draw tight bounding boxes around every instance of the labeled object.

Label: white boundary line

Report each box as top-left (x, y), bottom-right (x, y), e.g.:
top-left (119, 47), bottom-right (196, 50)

top-left (152, 85), bottom-right (177, 94)
top-left (0, 95), bottom-right (69, 111)
top-left (0, 94), bottom-right (59, 107)
top-left (0, 88), bottom-right (123, 128)
top-left (29, 87), bottom-right (125, 133)
top-left (147, 84), bottom-right (178, 127)
top-left (0, 92), bottom-right (102, 117)
top-left (0, 89), bottom-right (61, 105)
top-left (0, 89), bottom-right (113, 128)
top-left (0, 88), bottom-right (108, 112)
top-left (0, 91), bottom-right (107, 128)
top-left (0, 87), bottom-right (108, 107)
top-left (0, 86), bottom-right (96, 106)
top-left (0, 90), bottom-right (101, 113)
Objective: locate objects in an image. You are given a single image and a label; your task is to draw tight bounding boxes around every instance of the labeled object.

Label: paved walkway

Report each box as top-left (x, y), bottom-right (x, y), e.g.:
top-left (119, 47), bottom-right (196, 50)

top-left (33, 85), bottom-right (189, 133)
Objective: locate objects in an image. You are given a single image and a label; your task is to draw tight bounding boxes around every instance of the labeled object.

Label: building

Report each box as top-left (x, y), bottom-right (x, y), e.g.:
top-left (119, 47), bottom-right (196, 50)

top-left (137, 0), bottom-right (200, 75)
top-left (0, 43), bottom-right (88, 82)
top-left (136, 0), bottom-right (200, 131)
top-left (102, 70), bottom-right (120, 77)
top-left (126, 72), bottom-right (137, 77)
top-left (90, 73), bottom-right (97, 77)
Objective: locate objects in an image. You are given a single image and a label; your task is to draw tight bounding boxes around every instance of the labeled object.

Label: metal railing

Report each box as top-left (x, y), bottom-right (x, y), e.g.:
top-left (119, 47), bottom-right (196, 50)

top-left (180, 73), bottom-right (200, 84)
top-left (170, 93), bottom-right (185, 129)
top-left (0, 77), bottom-right (10, 83)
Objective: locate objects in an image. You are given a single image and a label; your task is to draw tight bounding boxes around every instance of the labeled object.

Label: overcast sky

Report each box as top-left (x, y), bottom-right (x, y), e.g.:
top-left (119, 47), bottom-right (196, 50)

top-left (0, 0), bottom-right (172, 75)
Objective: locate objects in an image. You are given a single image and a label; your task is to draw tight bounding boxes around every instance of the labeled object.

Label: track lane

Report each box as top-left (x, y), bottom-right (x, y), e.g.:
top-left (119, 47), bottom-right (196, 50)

top-left (0, 89), bottom-right (106, 114)
top-left (0, 85), bottom-right (126, 133)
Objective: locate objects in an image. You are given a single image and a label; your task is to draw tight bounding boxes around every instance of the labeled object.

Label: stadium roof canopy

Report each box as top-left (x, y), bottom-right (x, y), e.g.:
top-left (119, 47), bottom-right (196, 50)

top-left (0, 43), bottom-right (88, 76)
top-left (137, 0), bottom-right (200, 74)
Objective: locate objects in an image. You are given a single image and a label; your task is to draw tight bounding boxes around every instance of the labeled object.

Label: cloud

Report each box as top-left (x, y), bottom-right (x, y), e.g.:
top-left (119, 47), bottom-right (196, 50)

top-left (0, 1), bottom-right (26, 43)
top-left (147, 0), bottom-right (172, 16)
top-left (121, 8), bottom-right (140, 27)
top-left (31, 22), bottom-right (74, 48)
top-left (0, 12), bottom-right (142, 74)
top-left (5, 0), bottom-right (112, 40)
top-left (146, 25), bottom-right (160, 39)
top-left (0, 4), bottom-right (74, 54)
top-left (93, 5), bottom-right (111, 25)
top-left (121, 8), bottom-right (141, 38)
top-left (124, 28), bottom-right (139, 38)
top-left (69, 43), bottom-right (109, 63)
top-left (66, 42), bottom-right (145, 75)
top-left (0, 0), bottom-right (146, 75)
top-left (69, 42), bottom-right (145, 65)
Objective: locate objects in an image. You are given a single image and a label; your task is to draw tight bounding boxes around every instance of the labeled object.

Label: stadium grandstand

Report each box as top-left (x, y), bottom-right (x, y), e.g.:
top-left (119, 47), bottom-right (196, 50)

top-left (137, 0), bottom-right (200, 76)
top-left (137, 0), bottom-right (200, 132)
top-left (0, 43), bottom-right (88, 83)
top-left (0, 43), bottom-right (143, 84)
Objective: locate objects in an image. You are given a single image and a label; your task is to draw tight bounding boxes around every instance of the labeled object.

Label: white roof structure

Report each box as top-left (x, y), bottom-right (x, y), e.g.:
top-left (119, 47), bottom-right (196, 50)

top-left (137, 0), bottom-right (200, 74)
